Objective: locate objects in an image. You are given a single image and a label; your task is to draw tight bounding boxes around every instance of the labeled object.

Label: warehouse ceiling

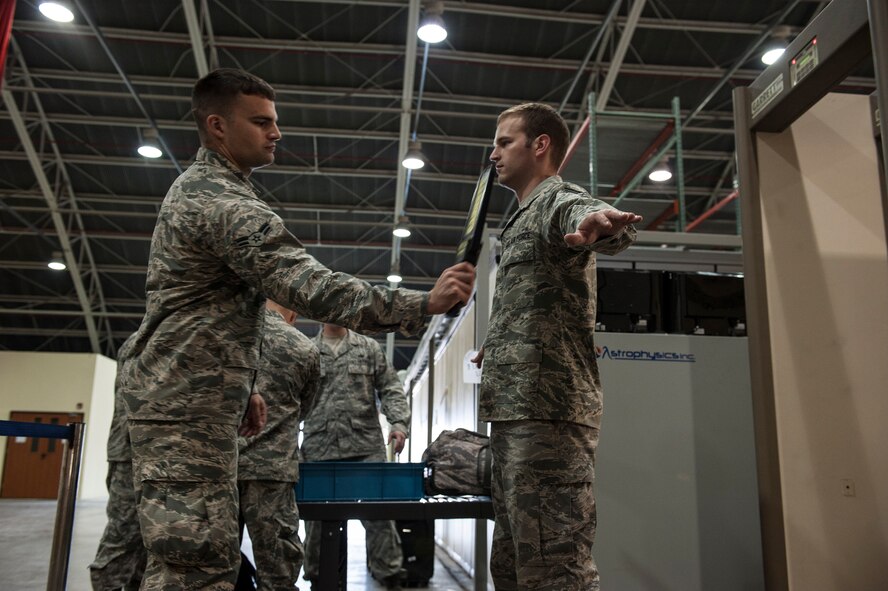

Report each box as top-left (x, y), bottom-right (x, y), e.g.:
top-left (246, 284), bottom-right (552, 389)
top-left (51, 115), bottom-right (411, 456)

top-left (0, 0), bottom-right (876, 367)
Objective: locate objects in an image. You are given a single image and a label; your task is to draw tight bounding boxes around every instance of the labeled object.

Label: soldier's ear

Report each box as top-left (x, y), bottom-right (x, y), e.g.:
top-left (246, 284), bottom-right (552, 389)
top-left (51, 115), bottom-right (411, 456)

top-left (534, 134), bottom-right (551, 158)
top-left (206, 114), bottom-right (225, 140)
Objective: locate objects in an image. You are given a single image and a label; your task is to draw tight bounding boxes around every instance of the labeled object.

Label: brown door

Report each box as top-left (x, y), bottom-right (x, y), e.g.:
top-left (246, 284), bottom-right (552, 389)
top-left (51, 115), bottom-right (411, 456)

top-left (1, 411), bottom-right (84, 499)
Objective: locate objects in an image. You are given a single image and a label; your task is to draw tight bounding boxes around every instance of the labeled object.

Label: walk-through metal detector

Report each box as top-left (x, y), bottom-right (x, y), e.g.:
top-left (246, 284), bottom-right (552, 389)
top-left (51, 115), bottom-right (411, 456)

top-left (734, 1), bottom-right (888, 589)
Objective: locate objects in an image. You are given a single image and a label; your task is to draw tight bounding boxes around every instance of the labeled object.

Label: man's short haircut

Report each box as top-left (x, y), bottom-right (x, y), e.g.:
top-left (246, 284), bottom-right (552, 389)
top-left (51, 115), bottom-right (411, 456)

top-left (497, 103), bottom-right (570, 169)
top-left (191, 68), bottom-right (276, 140)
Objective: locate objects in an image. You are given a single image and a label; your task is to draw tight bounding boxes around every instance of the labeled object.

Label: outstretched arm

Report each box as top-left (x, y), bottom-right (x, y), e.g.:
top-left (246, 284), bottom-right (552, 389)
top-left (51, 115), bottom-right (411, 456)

top-left (564, 209), bottom-right (642, 246)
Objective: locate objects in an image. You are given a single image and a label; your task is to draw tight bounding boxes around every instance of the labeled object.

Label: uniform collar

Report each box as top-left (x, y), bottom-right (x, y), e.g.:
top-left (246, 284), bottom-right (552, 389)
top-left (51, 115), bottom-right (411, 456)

top-left (314, 328), bottom-right (354, 358)
top-left (502, 175), bottom-right (561, 236)
top-left (196, 147), bottom-right (252, 185)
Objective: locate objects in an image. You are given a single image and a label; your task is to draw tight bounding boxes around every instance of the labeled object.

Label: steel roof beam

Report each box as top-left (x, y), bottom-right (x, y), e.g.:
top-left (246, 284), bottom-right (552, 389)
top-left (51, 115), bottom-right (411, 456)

top-left (388, 1), bottom-right (421, 343)
top-left (12, 22), bottom-right (840, 84)
top-left (1, 88), bottom-right (102, 352)
top-left (0, 148), bottom-right (733, 183)
top-left (20, 3), bottom-right (799, 36)
top-left (182, 0), bottom-right (209, 77)
top-left (596, 0), bottom-right (647, 110)
top-left (0, 107), bottom-right (740, 148)
top-left (69, 0), bottom-right (183, 175)
top-left (559, 0), bottom-right (621, 113)
top-left (15, 67), bottom-right (839, 116)
top-left (684, 1), bottom-right (802, 126)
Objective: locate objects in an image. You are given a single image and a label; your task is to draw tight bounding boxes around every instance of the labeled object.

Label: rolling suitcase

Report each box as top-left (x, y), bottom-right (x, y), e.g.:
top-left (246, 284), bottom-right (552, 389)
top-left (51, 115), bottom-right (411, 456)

top-left (396, 519), bottom-right (435, 587)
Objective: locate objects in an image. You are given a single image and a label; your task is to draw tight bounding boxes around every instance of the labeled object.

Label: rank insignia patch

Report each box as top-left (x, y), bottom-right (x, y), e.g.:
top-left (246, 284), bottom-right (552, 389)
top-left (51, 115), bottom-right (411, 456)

top-left (235, 222), bottom-right (272, 248)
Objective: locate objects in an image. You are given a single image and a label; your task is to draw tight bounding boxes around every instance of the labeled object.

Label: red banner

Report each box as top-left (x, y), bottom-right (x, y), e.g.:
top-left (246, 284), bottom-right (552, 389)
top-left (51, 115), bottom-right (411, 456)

top-left (0, 0), bottom-right (17, 90)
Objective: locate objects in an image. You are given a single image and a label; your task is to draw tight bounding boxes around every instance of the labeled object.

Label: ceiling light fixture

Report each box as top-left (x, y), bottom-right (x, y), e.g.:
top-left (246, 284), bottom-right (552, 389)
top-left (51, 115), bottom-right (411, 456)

top-left (401, 140), bottom-right (426, 170)
top-left (38, 2), bottom-right (74, 23)
top-left (648, 157), bottom-right (673, 182)
top-left (138, 128), bottom-right (163, 159)
top-left (393, 215), bottom-right (412, 238)
top-left (417, 1), bottom-right (447, 44)
top-left (47, 251), bottom-right (66, 271)
top-left (387, 262), bottom-right (403, 284)
top-left (761, 46), bottom-right (785, 65)
top-left (761, 25), bottom-right (792, 66)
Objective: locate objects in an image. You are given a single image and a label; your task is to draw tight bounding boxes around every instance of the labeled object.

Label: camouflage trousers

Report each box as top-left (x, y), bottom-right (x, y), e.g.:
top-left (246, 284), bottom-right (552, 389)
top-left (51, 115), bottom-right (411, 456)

top-left (129, 420), bottom-right (241, 591)
top-left (237, 480), bottom-right (304, 590)
top-left (489, 420), bottom-right (599, 591)
top-left (89, 460), bottom-right (147, 590)
top-left (303, 451), bottom-right (403, 581)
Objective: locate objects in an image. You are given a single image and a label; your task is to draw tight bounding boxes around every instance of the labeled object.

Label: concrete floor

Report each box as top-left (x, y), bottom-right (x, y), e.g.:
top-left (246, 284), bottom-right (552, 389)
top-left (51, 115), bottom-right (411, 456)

top-left (0, 499), bottom-right (473, 590)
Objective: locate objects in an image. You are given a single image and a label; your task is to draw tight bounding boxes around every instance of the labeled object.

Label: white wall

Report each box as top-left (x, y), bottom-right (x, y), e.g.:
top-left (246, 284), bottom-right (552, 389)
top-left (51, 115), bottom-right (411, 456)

top-left (756, 92), bottom-right (888, 589)
top-left (595, 333), bottom-right (763, 590)
top-left (0, 351), bottom-right (116, 500)
top-left (82, 355), bottom-right (117, 499)
top-left (408, 305), bottom-right (493, 582)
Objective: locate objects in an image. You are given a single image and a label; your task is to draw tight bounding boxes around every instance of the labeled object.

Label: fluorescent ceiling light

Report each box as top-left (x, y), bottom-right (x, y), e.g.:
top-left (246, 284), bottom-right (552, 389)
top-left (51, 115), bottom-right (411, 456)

top-left (417, 16), bottom-right (447, 44)
top-left (387, 262), bottom-right (403, 283)
top-left (393, 216), bottom-right (412, 238)
top-left (401, 141), bottom-right (426, 170)
top-left (39, 2), bottom-right (74, 22)
top-left (138, 128), bottom-right (163, 159)
top-left (648, 158), bottom-right (672, 182)
top-left (47, 251), bottom-right (66, 270)
top-left (761, 47), bottom-right (785, 65)
top-left (138, 145), bottom-right (163, 159)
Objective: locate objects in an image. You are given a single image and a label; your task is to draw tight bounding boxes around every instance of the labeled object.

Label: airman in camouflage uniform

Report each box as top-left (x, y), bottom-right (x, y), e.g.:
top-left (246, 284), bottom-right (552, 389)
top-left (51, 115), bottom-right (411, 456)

top-left (301, 324), bottom-right (409, 589)
top-left (120, 69), bottom-right (474, 590)
top-left (475, 103), bottom-right (641, 591)
top-left (237, 303), bottom-right (320, 590)
top-left (89, 334), bottom-right (147, 590)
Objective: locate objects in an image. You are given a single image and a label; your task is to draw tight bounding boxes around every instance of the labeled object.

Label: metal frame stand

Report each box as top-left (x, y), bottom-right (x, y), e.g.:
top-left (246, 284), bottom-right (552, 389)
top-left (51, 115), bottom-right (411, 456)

top-left (0, 420), bottom-right (86, 591)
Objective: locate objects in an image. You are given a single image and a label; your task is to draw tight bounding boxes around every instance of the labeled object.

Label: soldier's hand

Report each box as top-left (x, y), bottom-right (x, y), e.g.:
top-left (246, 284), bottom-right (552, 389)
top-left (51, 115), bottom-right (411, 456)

top-left (389, 430), bottom-right (407, 455)
top-left (427, 262), bottom-right (475, 315)
top-left (471, 347), bottom-right (484, 368)
top-left (239, 392), bottom-right (267, 437)
top-left (564, 209), bottom-right (642, 246)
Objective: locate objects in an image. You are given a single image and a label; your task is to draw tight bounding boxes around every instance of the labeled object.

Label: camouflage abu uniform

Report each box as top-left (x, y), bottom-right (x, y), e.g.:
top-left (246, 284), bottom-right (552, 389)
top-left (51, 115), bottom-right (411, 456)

top-left (237, 309), bottom-right (320, 591)
top-left (89, 334), bottom-right (147, 590)
top-left (479, 175), bottom-right (636, 591)
top-left (121, 148), bottom-right (429, 590)
top-left (302, 329), bottom-right (409, 583)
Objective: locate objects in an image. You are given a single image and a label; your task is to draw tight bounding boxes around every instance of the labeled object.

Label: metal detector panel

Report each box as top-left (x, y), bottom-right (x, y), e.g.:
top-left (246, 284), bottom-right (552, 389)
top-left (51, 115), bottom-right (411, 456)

top-left (749, 0), bottom-right (871, 132)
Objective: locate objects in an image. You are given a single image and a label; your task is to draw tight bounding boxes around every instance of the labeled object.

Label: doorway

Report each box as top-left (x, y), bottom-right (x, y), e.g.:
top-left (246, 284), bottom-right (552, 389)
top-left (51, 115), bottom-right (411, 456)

top-left (1, 411), bottom-right (84, 499)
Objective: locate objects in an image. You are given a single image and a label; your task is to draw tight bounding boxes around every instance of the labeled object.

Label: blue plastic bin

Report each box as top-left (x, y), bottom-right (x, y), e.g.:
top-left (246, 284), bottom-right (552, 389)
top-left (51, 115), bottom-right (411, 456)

top-left (295, 461), bottom-right (425, 501)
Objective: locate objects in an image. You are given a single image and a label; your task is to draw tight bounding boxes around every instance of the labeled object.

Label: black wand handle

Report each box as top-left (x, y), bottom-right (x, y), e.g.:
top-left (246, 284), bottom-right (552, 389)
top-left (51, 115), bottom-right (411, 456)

top-left (445, 303), bottom-right (463, 318)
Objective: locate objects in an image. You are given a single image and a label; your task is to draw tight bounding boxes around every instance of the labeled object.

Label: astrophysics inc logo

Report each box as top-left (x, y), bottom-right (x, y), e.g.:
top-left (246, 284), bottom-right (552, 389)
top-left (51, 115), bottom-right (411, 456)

top-left (595, 345), bottom-right (696, 363)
